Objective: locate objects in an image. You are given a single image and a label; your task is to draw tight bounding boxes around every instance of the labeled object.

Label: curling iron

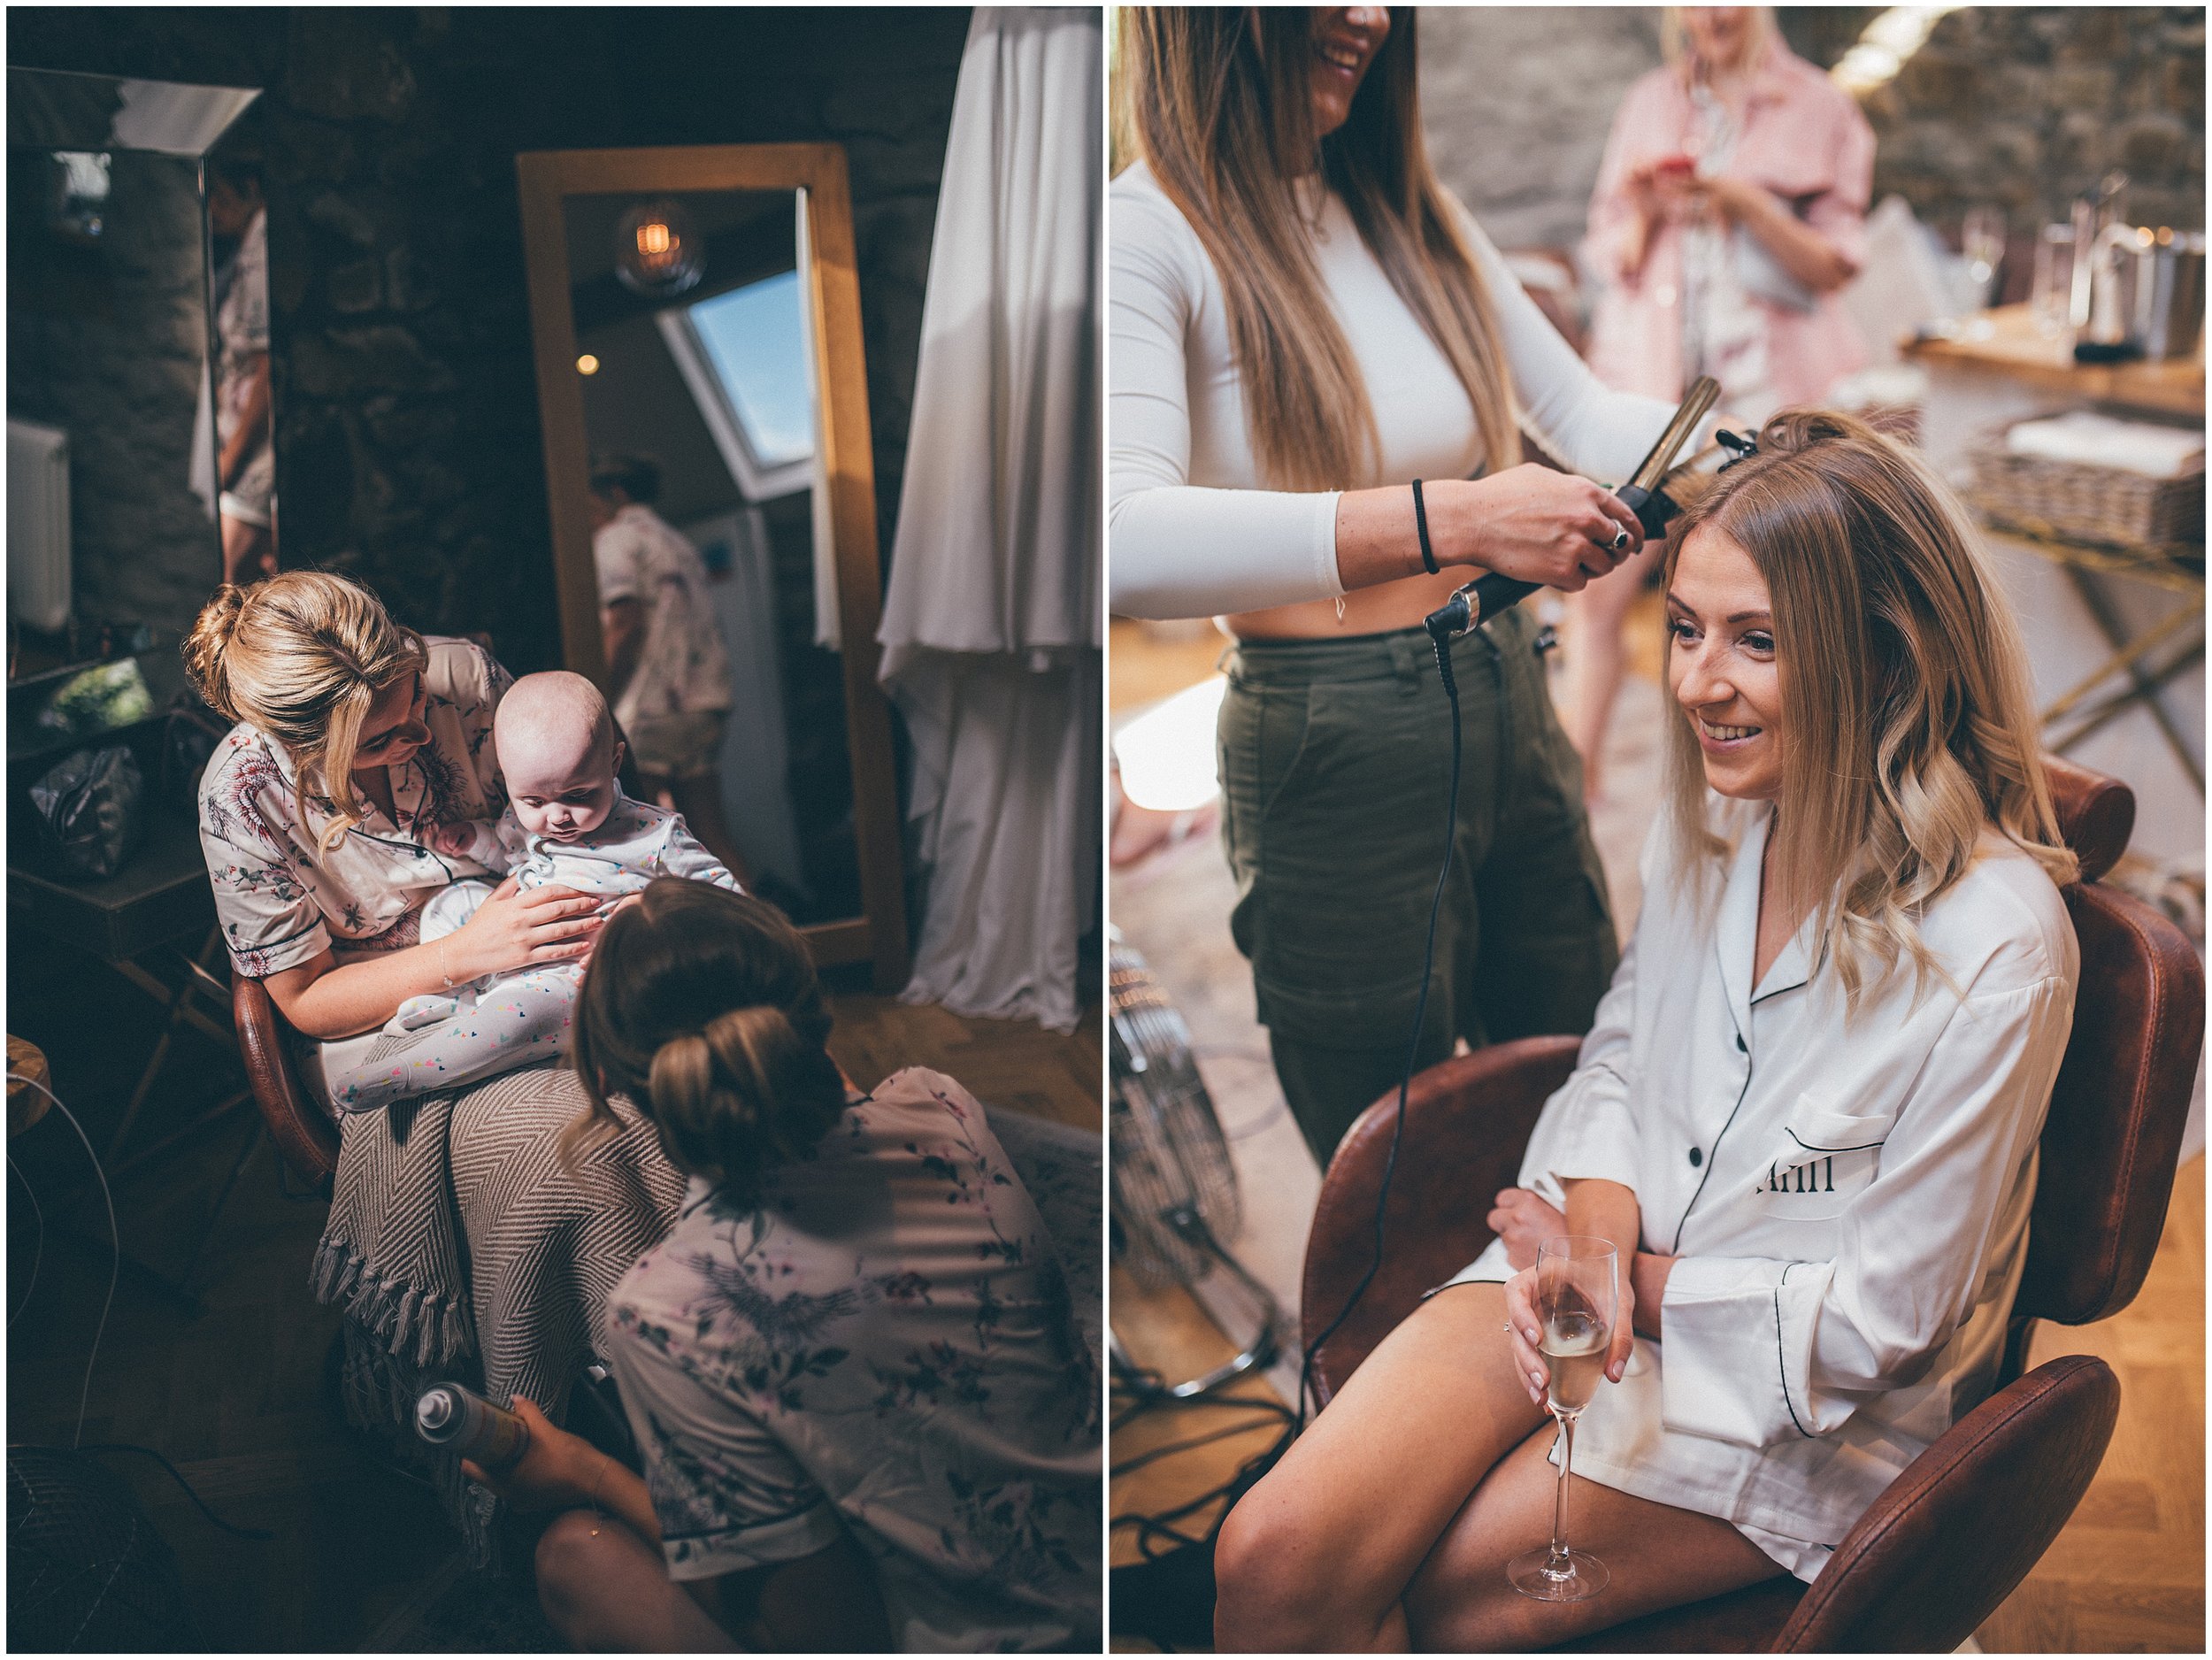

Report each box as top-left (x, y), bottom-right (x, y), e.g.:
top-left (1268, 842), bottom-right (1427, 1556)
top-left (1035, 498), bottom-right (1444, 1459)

top-left (1425, 374), bottom-right (1722, 646)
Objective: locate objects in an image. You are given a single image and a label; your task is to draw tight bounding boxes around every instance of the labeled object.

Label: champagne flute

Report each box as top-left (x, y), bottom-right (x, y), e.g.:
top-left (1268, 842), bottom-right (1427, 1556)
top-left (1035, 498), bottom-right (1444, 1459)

top-left (2032, 225), bottom-right (2077, 338)
top-left (1962, 206), bottom-right (2007, 310)
top-left (1508, 1235), bottom-right (1619, 1602)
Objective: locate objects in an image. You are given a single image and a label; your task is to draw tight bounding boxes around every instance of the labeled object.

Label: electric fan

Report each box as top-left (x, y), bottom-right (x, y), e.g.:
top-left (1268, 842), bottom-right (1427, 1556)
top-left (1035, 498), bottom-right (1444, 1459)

top-left (8, 1446), bottom-right (201, 1650)
top-left (1109, 932), bottom-right (1279, 1398)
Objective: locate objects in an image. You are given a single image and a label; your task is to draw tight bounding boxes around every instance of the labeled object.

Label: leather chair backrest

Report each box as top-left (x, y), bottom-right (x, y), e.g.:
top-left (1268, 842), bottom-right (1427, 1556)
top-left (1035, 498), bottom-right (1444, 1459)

top-left (1774, 1354), bottom-right (2119, 1652)
top-left (2017, 879), bottom-right (2202, 1326)
top-left (233, 974), bottom-right (341, 1190)
top-left (2016, 761), bottom-right (2203, 1328)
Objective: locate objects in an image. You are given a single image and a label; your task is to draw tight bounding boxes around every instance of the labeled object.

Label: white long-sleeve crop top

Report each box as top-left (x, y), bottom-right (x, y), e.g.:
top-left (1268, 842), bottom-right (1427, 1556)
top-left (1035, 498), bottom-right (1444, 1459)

top-left (1109, 160), bottom-right (1676, 620)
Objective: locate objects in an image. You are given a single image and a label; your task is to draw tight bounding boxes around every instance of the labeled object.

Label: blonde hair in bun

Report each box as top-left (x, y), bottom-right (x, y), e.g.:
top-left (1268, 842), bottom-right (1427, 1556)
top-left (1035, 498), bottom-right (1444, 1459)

top-left (568, 880), bottom-right (846, 1199)
top-left (180, 572), bottom-right (426, 850)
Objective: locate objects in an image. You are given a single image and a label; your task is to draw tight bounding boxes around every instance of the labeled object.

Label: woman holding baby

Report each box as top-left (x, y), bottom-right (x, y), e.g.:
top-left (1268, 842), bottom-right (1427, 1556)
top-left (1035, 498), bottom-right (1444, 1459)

top-left (187, 573), bottom-right (694, 1549)
top-left (186, 572), bottom-right (1100, 1646)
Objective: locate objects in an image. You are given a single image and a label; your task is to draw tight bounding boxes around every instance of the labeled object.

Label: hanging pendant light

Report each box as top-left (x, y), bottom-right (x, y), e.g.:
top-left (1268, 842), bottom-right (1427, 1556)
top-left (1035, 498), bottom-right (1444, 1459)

top-left (614, 199), bottom-right (703, 299)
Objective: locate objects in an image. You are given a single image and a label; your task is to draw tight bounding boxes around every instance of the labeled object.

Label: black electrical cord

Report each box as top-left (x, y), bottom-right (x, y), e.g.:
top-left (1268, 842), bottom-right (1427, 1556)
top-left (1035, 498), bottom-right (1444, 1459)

top-left (1294, 623), bottom-right (1466, 1425)
top-left (1110, 1402), bottom-right (1296, 1479)
top-left (1107, 621), bottom-right (1466, 1586)
top-left (1108, 1406), bottom-right (1298, 1556)
top-left (25, 1441), bottom-right (278, 1541)
top-left (9, 1152), bottom-right (44, 1328)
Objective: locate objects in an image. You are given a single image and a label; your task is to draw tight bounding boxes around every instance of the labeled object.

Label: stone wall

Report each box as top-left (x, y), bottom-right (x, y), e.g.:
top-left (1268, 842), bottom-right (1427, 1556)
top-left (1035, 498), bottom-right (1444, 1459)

top-left (8, 7), bottom-right (971, 675)
top-left (1860, 6), bottom-right (2205, 234)
top-left (7, 148), bottom-right (222, 639)
top-left (1418, 7), bottom-right (1662, 255)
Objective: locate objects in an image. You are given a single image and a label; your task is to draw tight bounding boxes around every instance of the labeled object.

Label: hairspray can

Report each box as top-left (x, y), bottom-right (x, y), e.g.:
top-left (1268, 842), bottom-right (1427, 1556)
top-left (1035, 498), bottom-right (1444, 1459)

top-left (415, 1383), bottom-right (531, 1471)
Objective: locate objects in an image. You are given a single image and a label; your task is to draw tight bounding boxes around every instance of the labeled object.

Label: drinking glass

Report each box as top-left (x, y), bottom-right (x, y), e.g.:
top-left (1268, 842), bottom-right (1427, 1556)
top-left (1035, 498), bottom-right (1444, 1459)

top-left (1508, 1236), bottom-right (1619, 1602)
top-left (1962, 207), bottom-right (2006, 309)
top-left (2032, 224), bottom-right (2077, 337)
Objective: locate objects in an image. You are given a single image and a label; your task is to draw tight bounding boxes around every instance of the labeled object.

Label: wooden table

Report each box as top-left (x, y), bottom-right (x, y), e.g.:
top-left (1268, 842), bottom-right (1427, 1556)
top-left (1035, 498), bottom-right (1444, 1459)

top-left (1905, 304), bottom-right (2205, 420)
top-left (1905, 308), bottom-right (2205, 868)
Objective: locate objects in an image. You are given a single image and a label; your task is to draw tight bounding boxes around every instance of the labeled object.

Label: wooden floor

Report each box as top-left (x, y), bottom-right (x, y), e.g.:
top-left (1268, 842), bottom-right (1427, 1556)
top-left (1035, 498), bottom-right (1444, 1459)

top-left (7, 930), bottom-right (1097, 1651)
top-left (1978, 1157), bottom-right (2206, 1652)
top-left (1110, 1266), bottom-right (1294, 1564)
top-left (826, 988), bottom-right (1102, 1134)
top-left (1109, 1160), bottom-right (2207, 1651)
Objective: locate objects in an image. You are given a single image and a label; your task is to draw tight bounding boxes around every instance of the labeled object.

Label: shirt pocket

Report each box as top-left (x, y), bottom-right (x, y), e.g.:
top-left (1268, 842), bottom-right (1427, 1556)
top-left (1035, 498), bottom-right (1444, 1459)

top-left (1749, 1097), bottom-right (1891, 1221)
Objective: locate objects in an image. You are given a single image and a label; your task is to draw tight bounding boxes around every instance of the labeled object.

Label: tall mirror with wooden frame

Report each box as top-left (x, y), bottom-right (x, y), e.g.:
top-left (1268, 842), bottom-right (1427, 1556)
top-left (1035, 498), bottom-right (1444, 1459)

top-left (517, 144), bottom-right (905, 988)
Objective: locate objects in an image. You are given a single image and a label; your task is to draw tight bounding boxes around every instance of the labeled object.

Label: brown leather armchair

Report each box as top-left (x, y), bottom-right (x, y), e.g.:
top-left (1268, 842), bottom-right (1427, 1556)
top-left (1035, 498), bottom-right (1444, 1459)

top-left (1301, 758), bottom-right (2201, 1652)
top-left (233, 975), bottom-right (340, 1195)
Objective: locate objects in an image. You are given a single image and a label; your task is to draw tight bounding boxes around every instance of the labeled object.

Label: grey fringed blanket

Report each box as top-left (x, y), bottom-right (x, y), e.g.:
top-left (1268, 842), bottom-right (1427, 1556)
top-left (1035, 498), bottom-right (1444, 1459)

top-left (311, 1064), bottom-right (687, 1559)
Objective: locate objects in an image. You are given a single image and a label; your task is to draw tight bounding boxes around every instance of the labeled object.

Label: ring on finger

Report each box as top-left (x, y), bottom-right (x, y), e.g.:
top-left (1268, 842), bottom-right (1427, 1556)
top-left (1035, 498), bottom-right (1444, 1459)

top-left (1609, 526), bottom-right (1631, 552)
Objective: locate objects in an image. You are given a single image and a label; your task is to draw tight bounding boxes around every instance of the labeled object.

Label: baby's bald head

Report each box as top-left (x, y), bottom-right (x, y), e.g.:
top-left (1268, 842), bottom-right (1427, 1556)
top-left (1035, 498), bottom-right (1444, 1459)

top-left (496, 672), bottom-right (622, 841)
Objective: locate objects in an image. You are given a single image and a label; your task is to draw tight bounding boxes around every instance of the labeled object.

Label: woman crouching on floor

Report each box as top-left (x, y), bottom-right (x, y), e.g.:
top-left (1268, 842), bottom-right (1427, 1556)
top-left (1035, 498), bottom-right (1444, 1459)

top-left (1213, 409), bottom-right (2079, 1651)
top-left (467, 881), bottom-right (1102, 1651)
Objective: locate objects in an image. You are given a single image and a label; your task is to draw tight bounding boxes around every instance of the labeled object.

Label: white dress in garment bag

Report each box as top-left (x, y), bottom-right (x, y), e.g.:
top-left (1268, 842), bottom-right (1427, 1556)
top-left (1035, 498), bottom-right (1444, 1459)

top-left (877, 7), bottom-right (1103, 1033)
top-left (1446, 798), bottom-right (2078, 1581)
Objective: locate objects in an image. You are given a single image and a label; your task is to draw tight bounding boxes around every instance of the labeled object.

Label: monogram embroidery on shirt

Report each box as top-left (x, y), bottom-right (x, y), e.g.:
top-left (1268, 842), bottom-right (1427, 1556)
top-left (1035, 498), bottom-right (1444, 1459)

top-left (1761, 1154), bottom-right (1836, 1195)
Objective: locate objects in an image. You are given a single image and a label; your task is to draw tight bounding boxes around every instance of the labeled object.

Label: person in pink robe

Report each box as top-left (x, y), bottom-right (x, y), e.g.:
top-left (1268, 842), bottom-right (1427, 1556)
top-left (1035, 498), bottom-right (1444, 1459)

top-left (1567, 6), bottom-right (1875, 803)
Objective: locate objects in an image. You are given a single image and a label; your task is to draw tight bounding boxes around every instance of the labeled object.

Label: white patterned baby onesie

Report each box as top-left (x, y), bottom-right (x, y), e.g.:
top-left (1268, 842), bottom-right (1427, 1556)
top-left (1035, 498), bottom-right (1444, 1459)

top-left (324, 790), bottom-right (740, 1113)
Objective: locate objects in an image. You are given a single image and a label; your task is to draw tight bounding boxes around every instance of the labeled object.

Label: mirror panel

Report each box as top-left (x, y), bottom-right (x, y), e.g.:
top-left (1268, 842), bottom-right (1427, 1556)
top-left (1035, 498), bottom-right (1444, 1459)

top-left (4, 68), bottom-right (261, 680)
top-left (563, 186), bottom-right (857, 924)
top-left (518, 146), bottom-right (905, 985)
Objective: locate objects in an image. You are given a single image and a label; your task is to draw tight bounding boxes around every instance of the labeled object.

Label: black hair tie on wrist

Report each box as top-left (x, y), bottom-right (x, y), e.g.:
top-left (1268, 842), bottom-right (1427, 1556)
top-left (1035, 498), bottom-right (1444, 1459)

top-left (1411, 478), bottom-right (1439, 576)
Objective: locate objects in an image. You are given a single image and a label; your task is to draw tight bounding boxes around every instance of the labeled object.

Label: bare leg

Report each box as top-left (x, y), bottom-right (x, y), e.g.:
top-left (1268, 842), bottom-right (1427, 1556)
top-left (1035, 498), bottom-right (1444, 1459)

top-left (660, 772), bottom-right (754, 887)
top-left (1212, 1283), bottom-right (1545, 1652)
top-left (1403, 1416), bottom-right (1786, 1651)
top-left (1562, 539), bottom-right (1657, 804)
top-left (534, 1510), bottom-right (736, 1651)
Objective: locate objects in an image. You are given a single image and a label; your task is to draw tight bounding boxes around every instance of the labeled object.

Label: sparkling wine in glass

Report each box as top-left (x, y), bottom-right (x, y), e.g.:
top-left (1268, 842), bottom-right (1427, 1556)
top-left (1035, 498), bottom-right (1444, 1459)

top-left (1509, 1236), bottom-right (1618, 1602)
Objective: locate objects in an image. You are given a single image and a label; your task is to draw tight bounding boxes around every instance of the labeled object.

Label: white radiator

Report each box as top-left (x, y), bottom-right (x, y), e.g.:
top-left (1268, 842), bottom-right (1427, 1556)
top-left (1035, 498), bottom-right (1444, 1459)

top-left (8, 418), bottom-right (72, 633)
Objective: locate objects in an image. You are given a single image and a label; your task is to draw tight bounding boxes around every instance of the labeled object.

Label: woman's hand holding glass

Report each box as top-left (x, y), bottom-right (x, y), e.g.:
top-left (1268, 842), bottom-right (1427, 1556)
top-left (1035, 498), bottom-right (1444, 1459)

top-left (445, 873), bottom-right (604, 980)
top-left (1627, 155), bottom-right (1699, 225)
top-left (1503, 1241), bottom-right (1635, 1410)
top-left (1506, 1236), bottom-right (1624, 1602)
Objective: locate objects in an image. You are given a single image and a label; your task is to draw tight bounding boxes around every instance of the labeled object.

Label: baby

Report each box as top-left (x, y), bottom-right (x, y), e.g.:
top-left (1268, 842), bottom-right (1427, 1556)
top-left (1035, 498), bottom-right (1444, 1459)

top-left (324, 671), bottom-right (740, 1113)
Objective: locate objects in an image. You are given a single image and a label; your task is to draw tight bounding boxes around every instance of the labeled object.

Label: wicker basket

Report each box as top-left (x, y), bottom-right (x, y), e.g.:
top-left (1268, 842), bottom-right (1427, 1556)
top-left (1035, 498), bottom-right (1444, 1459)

top-left (1967, 415), bottom-right (2205, 552)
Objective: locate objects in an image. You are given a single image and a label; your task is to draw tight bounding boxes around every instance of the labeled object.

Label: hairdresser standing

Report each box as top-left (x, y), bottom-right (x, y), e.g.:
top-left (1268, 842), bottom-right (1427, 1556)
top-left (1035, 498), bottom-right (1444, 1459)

top-left (1111, 7), bottom-right (1678, 1162)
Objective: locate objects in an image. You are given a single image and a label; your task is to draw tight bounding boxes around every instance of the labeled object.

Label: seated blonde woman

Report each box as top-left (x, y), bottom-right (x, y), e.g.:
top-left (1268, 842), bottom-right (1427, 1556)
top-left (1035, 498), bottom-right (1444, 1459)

top-left (187, 573), bottom-right (687, 1547)
top-left (1213, 410), bottom-right (2079, 1651)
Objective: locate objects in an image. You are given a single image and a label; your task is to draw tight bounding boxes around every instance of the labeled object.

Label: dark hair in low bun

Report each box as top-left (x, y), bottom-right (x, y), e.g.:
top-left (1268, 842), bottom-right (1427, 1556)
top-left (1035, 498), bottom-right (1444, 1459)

top-left (567, 880), bottom-right (845, 1203)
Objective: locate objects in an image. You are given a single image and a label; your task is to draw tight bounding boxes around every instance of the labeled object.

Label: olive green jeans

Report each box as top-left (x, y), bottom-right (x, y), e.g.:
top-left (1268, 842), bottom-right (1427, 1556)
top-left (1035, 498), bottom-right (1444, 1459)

top-left (1217, 609), bottom-right (1619, 1167)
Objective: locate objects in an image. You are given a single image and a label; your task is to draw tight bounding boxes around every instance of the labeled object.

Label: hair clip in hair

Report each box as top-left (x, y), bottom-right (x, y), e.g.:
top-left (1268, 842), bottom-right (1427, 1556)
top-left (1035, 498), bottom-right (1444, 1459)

top-left (1715, 428), bottom-right (1759, 470)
